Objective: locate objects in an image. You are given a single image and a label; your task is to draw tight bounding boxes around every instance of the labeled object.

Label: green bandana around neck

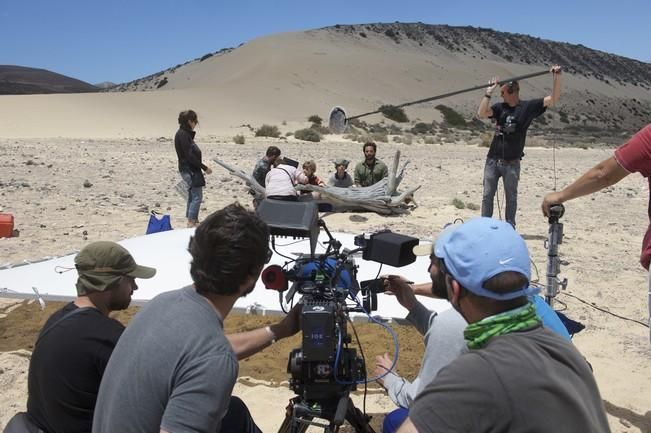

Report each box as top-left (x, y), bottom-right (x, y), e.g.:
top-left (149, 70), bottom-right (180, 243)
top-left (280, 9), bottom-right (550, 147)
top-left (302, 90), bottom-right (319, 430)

top-left (464, 302), bottom-right (541, 350)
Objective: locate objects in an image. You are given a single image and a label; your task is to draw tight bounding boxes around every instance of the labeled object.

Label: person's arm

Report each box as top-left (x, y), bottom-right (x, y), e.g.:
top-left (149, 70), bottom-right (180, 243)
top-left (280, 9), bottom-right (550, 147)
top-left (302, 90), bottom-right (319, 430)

top-left (543, 65), bottom-right (562, 107)
top-left (226, 304), bottom-right (301, 360)
top-left (294, 168), bottom-right (309, 185)
top-left (477, 76), bottom-right (498, 118)
top-left (178, 133), bottom-right (207, 172)
top-left (380, 161), bottom-right (389, 179)
top-left (374, 352), bottom-right (420, 408)
top-left (542, 156), bottom-right (629, 216)
top-left (353, 163), bottom-right (362, 186)
top-left (412, 282), bottom-right (434, 297)
top-left (397, 418), bottom-right (419, 433)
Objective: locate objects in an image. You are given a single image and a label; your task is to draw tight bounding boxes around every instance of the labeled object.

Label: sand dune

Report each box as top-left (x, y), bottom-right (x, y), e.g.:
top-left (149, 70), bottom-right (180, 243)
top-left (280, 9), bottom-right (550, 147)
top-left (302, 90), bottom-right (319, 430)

top-left (1, 25), bottom-right (649, 139)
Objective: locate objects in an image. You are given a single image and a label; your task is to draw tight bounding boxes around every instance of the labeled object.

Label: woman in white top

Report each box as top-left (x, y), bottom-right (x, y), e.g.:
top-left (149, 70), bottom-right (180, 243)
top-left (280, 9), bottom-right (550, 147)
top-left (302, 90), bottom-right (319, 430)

top-left (264, 158), bottom-right (308, 201)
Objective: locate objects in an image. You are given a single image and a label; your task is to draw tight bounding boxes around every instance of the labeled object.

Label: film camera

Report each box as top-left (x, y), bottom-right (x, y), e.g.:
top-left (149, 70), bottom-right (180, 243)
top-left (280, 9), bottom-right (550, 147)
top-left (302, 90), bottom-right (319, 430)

top-left (256, 199), bottom-right (418, 433)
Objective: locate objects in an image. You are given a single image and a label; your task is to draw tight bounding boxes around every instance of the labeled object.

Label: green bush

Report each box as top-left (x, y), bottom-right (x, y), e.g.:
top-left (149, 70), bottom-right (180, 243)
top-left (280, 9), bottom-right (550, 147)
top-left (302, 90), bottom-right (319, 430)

top-left (435, 104), bottom-right (466, 127)
top-left (308, 115), bottom-right (323, 125)
top-left (411, 122), bottom-right (433, 134)
top-left (379, 105), bottom-right (409, 123)
top-left (294, 128), bottom-right (321, 142)
top-left (232, 134), bottom-right (245, 144)
top-left (255, 124), bottom-right (281, 138)
top-left (466, 202), bottom-right (480, 211)
top-left (310, 124), bottom-right (330, 135)
top-left (452, 198), bottom-right (466, 209)
top-left (424, 136), bottom-right (436, 144)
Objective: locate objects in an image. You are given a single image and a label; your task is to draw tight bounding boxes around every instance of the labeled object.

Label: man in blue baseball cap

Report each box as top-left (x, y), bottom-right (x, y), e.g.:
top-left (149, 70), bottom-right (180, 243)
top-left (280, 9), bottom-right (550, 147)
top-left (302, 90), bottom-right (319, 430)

top-left (396, 217), bottom-right (610, 433)
top-left (374, 221), bottom-right (569, 433)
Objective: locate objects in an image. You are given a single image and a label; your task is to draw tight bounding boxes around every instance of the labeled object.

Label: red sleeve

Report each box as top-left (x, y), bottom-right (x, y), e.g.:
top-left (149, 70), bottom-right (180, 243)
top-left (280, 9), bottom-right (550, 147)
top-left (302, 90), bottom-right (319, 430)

top-left (614, 124), bottom-right (651, 177)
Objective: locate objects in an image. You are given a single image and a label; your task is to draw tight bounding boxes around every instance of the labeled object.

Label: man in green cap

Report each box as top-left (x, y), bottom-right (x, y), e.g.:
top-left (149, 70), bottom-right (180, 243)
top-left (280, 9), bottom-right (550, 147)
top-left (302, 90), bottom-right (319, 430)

top-left (25, 241), bottom-right (156, 433)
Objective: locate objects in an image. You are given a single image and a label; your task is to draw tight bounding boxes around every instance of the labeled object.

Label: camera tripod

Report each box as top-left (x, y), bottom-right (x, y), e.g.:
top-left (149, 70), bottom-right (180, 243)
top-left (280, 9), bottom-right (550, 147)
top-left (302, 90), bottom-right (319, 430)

top-left (277, 394), bottom-right (376, 433)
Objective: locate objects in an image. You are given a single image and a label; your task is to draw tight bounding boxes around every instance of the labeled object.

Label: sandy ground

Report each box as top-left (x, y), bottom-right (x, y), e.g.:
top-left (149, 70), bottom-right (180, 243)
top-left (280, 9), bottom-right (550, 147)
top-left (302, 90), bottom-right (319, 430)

top-left (1, 136), bottom-right (650, 432)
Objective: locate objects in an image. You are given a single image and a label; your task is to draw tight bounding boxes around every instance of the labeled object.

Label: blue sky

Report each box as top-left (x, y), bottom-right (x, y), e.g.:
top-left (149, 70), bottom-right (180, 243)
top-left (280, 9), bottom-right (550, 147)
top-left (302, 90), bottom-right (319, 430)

top-left (1, 0), bottom-right (648, 84)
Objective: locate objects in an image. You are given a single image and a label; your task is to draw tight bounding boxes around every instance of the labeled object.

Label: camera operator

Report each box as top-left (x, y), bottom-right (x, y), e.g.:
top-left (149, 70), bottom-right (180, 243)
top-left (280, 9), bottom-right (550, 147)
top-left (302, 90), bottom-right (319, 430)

top-left (395, 217), bottom-right (609, 433)
top-left (477, 65), bottom-right (562, 227)
top-left (373, 226), bottom-right (571, 433)
top-left (92, 203), bottom-right (301, 433)
top-left (542, 123), bottom-right (651, 341)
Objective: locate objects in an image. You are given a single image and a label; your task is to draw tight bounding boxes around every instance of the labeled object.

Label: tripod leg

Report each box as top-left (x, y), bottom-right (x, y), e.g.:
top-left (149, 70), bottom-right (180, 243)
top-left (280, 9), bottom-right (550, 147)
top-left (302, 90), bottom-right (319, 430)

top-left (277, 399), bottom-right (309, 433)
top-left (344, 398), bottom-right (376, 433)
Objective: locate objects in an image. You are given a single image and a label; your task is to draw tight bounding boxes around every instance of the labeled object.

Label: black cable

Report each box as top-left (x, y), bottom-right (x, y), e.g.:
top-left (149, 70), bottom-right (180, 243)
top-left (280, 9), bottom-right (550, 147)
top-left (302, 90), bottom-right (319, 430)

top-left (562, 292), bottom-right (649, 328)
top-left (373, 264), bottom-right (383, 280)
top-left (530, 259), bottom-right (540, 284)
top-left (554, 297), bottom-right (568, 312)
top-left (347, 316), bottom-right (368, 415)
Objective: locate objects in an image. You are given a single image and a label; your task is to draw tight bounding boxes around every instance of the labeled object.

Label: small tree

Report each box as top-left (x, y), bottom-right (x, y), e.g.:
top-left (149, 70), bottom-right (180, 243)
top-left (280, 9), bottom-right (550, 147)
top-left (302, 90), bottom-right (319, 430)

top-left (233, 134), bottom-right (245, 144)
top-left (308, 115), bottom-right (323, 125)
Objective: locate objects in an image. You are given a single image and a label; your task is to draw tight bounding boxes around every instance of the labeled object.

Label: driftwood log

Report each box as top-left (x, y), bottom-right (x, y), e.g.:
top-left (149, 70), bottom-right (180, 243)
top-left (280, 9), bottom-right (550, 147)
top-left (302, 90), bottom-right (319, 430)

top-left (213, 150), bottom-right (420, 215)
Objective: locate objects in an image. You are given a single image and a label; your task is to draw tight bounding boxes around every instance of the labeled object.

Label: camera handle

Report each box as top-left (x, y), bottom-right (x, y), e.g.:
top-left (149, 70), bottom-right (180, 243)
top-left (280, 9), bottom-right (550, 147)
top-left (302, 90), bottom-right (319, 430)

top-left (544, 204), bottom-right (568, 305)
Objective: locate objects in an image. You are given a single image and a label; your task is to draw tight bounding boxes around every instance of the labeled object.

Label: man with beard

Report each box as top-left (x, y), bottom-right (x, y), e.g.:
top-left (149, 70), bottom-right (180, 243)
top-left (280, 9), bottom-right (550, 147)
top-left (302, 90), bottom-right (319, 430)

top-left (354, 142), bottom-right (388, 187)
top-left (93, 203), bottom-right (300, 433)
top-left (374, 225), bottom-right (571, 433)
top-left (397, 218), bottom-right (609, 433)
top-left (23, 241), bottom-right (156, 433)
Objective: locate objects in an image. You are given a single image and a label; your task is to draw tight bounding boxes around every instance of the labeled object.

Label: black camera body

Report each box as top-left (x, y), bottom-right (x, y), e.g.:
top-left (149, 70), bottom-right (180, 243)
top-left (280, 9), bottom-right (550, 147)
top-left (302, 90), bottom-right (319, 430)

top-left (288, 297), bottom-right (365, 401)
top-left (255, 200), bottom-right (419, 427)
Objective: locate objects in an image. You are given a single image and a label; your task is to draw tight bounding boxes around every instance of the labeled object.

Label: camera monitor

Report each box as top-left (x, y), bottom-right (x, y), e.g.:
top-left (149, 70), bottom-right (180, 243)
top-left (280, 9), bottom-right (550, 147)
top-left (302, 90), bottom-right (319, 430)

top-left (256, 199), bottom-right (319, 254)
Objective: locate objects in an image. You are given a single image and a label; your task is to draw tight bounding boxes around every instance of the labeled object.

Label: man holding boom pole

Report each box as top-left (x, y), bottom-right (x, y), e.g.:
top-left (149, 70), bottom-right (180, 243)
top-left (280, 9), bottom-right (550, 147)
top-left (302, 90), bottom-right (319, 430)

top-left (477, 65), bottom-right (562, 227)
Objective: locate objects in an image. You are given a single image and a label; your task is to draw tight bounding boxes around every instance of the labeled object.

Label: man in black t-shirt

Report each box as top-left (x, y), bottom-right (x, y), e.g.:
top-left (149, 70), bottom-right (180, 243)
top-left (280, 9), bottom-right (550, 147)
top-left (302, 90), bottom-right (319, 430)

top-left (477, 65), bottom-right (562, 227)
top-left (25, 241), bottom-right (156, 433)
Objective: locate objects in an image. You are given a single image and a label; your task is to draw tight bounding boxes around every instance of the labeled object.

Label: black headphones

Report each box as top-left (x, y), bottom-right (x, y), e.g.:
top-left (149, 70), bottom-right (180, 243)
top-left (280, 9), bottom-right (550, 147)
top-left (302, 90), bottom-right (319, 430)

top-left (506, 81), bottom-right (519, 94)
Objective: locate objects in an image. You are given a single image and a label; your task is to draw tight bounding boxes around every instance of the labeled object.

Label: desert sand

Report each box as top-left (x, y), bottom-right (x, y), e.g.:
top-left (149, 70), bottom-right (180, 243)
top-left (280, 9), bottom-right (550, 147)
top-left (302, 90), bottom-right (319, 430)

top-left (1, 134), bottom-right (650, 432)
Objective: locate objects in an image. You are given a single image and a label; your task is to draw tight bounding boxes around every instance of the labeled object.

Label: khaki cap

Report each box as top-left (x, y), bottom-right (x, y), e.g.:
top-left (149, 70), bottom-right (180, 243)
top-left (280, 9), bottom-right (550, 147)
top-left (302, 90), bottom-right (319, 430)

top-left (75, 241), bottom-right (156, 295)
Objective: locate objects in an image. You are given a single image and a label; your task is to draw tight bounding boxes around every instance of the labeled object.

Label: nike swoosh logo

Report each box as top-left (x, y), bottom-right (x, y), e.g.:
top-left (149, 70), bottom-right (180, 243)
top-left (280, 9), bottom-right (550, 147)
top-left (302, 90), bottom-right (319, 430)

top-left (499, 258), bottom-right (514, 265)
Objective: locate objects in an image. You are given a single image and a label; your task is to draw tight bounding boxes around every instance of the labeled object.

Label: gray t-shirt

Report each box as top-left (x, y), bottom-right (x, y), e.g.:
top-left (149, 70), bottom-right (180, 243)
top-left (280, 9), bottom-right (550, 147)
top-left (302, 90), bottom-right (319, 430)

top-left (93, 287), bottom-right (238, 433)
top-left (410, 327), bottom-right (610, 433)
top-left (382, 303), bottom-right (467, 408)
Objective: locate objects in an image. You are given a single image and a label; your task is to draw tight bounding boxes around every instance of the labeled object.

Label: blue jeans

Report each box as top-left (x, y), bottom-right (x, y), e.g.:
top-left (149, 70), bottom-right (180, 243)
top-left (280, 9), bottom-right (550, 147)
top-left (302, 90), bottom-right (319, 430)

top-left (481, 158), bottom-right (521, 227)
top-left (181, 171), bottom-right (203, 221)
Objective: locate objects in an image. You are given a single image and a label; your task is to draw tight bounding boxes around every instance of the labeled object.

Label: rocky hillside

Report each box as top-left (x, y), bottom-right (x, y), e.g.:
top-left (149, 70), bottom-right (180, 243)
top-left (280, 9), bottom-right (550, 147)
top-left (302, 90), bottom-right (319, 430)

top-left (105, 23), bottom-right (651, 137)
top-left (0, 65), bottom-right (99, 94)
top-left (331, 23), bottom-right (651, 88)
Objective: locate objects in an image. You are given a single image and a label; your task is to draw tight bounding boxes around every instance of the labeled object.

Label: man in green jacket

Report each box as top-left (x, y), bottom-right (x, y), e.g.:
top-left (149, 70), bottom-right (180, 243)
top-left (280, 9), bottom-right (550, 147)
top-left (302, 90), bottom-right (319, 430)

top-left (354, 142), bottom-right (388, 187)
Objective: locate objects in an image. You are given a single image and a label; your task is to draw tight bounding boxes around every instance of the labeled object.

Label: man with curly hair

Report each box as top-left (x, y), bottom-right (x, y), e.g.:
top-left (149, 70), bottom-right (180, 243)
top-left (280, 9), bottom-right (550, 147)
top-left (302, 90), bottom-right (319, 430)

top-left (93, 203), bottom-right (300, 433)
